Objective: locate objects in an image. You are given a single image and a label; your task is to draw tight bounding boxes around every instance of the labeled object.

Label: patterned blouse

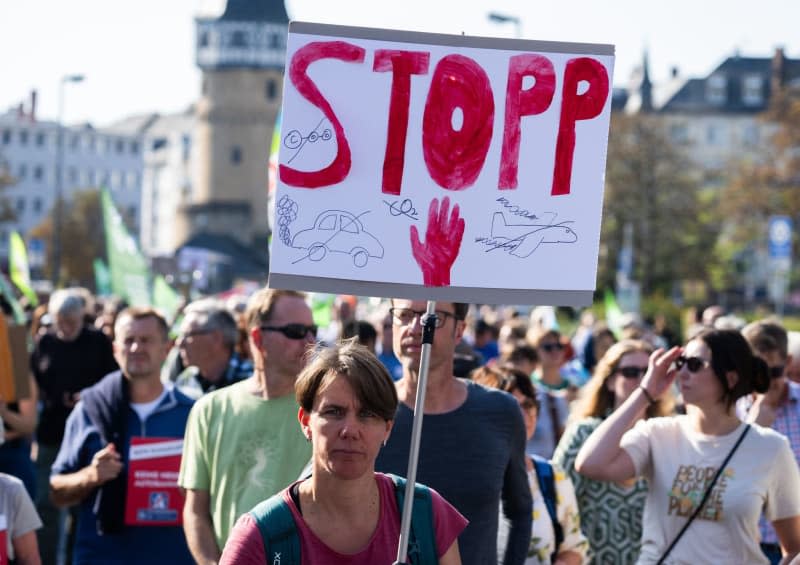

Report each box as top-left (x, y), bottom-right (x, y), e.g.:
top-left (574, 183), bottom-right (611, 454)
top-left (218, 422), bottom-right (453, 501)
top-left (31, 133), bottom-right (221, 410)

top-left (553, 418), bottom-right (648, 565)
top-left (527, 459), bottom-right (588, 564)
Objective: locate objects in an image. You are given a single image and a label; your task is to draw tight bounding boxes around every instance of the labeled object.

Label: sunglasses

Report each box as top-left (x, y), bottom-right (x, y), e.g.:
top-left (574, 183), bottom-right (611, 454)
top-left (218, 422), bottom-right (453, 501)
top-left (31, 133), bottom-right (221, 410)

top-left (674, 355), bottom-right (710, 373)
top-left (260, 324), bottom-right (318, 340)
top-left (539, 342), bottom-right (564, 353)
top-left (389, 308), bottom-right (457, 329)
top-left (616, 366), bottom-right (648, 379)
top-left (769, 365), bottom-right (785, 379)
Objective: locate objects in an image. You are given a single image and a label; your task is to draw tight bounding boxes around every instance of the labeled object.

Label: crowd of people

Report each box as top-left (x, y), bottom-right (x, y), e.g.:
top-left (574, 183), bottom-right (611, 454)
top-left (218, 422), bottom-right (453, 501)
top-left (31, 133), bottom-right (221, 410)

top-left (1, 287), bottom-right (800, 564)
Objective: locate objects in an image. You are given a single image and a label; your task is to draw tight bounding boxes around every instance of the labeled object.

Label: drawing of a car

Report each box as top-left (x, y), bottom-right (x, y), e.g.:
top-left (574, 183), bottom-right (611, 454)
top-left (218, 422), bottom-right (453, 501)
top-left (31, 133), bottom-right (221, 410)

top-left (290, 210), bottom-right (385, 267)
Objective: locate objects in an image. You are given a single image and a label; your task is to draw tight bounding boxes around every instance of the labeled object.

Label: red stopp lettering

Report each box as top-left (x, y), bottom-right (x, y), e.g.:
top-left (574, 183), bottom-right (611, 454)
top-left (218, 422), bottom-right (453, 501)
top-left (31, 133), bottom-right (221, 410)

top-left (373, 50), bottom-right (430, 195)
top-left (280, 41), bottom-right (366, 188)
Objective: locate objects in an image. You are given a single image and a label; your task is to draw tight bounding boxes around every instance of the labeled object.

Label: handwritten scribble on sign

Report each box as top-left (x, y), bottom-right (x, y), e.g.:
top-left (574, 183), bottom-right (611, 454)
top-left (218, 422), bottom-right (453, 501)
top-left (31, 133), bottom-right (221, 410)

top-left (290, 209), bottom-right (385, 268)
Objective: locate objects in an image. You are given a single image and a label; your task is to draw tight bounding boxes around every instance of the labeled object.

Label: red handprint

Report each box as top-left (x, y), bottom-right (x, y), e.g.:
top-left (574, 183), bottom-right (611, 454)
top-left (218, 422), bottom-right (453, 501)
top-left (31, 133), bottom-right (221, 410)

top-left (410, 196), bottom-right (465, 287)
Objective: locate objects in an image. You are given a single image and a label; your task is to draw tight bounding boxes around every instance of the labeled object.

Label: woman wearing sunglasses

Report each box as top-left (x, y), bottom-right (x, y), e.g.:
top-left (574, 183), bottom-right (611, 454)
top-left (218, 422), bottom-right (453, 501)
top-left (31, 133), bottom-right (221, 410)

top-left (575, 329), bottom-right (800, 564)
top-left (553, 339), bottom-right (673, 564)
top-left (220, 341), bottom-right (467, 564)
top-left (472, 365), bottom-right (587, 565)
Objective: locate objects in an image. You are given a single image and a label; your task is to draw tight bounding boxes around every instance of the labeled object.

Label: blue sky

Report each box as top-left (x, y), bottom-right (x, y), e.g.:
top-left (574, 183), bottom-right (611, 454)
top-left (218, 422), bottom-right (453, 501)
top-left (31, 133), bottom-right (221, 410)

top-left (1, 0), bottom-right (796, 126)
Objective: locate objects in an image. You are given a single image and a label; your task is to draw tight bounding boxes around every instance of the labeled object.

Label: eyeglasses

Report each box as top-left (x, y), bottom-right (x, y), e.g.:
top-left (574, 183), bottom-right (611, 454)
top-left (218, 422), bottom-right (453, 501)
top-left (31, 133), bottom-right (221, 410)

top-left (260, 324), bottom-right (318, 340)
top-left (539, 342), bottom-right (564, 353)
top-left (389, 308), bottom-right (457, 329)
top-left (769, 365), bottom-right (785, 379)
top-left (616, 366), bottom-right (648, 379)
top-left (674, 355), bottom-right (710, 373)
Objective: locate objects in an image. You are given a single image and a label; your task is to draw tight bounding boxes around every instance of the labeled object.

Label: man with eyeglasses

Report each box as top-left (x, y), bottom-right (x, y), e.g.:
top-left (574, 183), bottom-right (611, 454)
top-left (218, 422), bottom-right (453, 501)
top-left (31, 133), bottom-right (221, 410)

top-left (375, 299), bottom-right (532, 565)
top-left (173, 302), bottom-right (252, 399)
top-left (739, 319), bottom-right (800, 565)
top-left (179, 288), bottom-right (314, 564)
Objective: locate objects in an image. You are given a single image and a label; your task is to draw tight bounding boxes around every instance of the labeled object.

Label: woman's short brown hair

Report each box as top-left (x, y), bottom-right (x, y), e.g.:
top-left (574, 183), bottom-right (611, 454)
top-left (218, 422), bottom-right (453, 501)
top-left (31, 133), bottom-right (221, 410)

top-left (295, 340), bottom-right (398, 421)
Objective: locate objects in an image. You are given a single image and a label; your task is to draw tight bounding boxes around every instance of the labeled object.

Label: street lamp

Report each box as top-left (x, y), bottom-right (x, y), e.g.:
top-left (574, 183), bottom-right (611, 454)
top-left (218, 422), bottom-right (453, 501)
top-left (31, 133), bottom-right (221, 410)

top-left (487, 12), bottom-right (522, 39)
top-left (51, 74), bottom-right (84, 286)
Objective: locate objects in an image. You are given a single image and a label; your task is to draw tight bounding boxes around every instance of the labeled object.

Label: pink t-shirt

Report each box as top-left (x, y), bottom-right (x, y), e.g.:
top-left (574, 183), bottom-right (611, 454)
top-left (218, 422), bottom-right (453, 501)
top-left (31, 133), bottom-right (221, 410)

top-left (221, 473), bottom-right (468, 565)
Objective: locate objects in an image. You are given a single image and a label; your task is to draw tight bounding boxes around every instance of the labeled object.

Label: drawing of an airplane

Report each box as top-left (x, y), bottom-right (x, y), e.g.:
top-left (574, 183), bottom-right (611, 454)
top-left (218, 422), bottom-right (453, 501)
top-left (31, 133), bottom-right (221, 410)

top-left (489, 212), bottom-right (578, 258)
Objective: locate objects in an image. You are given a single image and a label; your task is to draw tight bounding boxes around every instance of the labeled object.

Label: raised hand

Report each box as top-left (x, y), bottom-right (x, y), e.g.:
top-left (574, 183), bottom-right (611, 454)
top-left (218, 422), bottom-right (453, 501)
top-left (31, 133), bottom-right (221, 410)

top-left (410, 196), bottom-right (465, 286)
top-left (640, 346), bottom-right (682, 401)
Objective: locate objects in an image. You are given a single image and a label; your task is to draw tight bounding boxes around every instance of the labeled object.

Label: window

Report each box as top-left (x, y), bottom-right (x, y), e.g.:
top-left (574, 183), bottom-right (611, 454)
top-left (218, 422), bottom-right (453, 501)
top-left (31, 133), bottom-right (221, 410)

top-left (33, 198), bottom-right (42, 214)
top-left (130, 141), bottom-right (139, 154)
top-left (270, 32), bottom-right (280, 49)
top-left (1, 130), bottom-right (10, 144)
top-left (68, 167), bottom-right (78, 184)
top-left (33, 165), bottom-right (44, 181)
top-left (706, 75), bottom-right (727, 105)
top-left (231, 30), bottom-right (247, 47)
top-left (70, 134), bottom-right (80, 150)
top-left (670, 123), bottom-right (689, 144)
top-left (318, 214), bottom-right (336, 230)
top-left (266, 78), bottom-right (278, 101)
top-left (231, 146), bottom-right (242, 164)
top-left (16, 198), bottom-right (25, 213)
top-left (742, 75), bottom-right (763, 106)
top-left (182, 135), bottom-right (191, 161)
top-left (199, 31), bottom-right (209, 47)
top-left (35, 132), bottom-right (46, 147)
top-left (19, 130), bottom-right (28, 145)
top-left (18, 164), bottom-right (27, 179)
top-left (706, 124), bottom-right (724, 145)
top-left (128, 205), bottom-right (137, 221)
top-left (116, 139), bottom-right (124, 154)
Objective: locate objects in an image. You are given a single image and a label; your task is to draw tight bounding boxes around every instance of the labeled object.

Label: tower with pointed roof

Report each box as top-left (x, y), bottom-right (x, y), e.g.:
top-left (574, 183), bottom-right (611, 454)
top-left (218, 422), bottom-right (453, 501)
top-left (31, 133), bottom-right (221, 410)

top-left (175, 0), bottom-right (288, 254)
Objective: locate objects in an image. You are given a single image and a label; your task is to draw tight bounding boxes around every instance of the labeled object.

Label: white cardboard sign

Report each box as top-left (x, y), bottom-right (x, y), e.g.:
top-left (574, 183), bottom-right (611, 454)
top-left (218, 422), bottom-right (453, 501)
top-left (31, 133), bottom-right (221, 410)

top-left (268, 22), bottom-right (614, 306)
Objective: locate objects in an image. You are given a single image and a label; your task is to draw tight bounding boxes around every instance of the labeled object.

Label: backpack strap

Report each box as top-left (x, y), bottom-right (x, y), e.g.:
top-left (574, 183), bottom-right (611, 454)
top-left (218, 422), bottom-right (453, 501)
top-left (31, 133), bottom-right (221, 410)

top-left (390, 474), bottom-right (439, 565)
top-left (249, 491), bottom-right (301, 565)
top-left (531, 455), bottom-right (564, 561)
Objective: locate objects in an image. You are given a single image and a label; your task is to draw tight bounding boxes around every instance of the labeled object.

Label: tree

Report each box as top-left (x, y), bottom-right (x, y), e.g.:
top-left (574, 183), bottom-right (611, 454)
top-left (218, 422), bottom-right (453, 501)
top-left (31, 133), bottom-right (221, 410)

top-left (600, 113), bottom-right (714, 297)
top-left (29, 189), bottom-right (106, 288)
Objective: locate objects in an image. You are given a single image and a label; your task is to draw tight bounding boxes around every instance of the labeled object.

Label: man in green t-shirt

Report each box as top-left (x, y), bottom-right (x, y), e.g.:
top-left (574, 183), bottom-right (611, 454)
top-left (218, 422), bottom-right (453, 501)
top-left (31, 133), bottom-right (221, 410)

top-left (178, 288), bottom-right (315, 562)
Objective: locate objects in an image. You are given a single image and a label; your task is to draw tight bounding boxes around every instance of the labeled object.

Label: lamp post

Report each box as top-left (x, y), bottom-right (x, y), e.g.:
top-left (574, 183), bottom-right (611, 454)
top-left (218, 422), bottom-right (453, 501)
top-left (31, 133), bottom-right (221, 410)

top-left (51, 74), bottom-right (84, 286)
top-left (487, 11), bottom-right (522, 38)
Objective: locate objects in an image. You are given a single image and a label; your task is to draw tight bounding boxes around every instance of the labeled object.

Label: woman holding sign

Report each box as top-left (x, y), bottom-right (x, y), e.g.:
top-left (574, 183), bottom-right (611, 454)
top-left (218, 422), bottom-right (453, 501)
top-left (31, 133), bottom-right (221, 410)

top-left (221, 341), bottom-right (467, 564)
top-left (576, 329), bottom-right (800, 564)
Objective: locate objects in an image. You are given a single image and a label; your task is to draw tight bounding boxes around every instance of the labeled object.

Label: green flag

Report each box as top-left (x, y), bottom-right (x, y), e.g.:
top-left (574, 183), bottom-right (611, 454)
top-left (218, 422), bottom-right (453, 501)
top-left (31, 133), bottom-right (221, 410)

top-left (153, 275), bottom-right (182, 322)
top-left (101, 188), bottom-right (151, 305)
top-left (93, 258), bottom-right (112, 296)
top-left (311, 293), bottom-right (335, 328)
top-left (0, 273), bottom-right (26, 324)
top-left (604, 288), bottom-right (624, 338)
top-left (8, 231), bottom-right (38, 306)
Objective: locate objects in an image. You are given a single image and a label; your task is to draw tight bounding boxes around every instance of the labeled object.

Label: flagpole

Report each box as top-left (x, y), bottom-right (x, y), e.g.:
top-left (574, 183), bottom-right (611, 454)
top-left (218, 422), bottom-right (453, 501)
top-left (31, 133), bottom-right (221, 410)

top-left (394, 299), bottom-right (437, 565)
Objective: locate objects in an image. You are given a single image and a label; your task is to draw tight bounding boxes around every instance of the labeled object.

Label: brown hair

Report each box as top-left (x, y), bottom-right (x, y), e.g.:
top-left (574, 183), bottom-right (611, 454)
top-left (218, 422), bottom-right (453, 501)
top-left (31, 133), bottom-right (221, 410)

top-left (470, 365), bottom-right (539, 412)
top-left (114, 307), bottom-right (169, 342)
top-left (574, 339), bottom-right (673, 420)
top-left (741, 319), bottom-right (788, 358)
top-left (245, 288), bottom-right (306, 329)
top-left (295, 340), bottom-right (398, 422)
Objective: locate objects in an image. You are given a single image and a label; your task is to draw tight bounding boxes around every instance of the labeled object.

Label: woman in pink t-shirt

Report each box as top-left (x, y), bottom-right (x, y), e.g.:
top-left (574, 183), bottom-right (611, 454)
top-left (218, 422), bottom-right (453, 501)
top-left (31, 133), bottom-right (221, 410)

top-left (221, 341), bottom-right (467, 564)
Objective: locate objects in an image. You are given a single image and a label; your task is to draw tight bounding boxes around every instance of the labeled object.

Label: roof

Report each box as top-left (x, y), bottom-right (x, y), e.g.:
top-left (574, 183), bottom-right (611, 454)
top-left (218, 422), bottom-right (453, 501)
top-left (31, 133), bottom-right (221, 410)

top-left (217, 0), bottom-right (288, 23)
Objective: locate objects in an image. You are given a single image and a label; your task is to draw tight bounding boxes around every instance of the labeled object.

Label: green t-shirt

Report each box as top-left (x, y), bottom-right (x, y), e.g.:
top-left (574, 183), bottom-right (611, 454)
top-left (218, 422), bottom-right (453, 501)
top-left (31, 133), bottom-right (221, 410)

top-left (178, 379), bottom-right (311, 549)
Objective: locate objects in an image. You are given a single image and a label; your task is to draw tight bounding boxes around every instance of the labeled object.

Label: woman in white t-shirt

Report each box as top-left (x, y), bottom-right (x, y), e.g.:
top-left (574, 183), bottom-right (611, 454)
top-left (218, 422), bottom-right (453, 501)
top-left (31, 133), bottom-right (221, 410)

top-left (575, 328), bottom-right (800, 565)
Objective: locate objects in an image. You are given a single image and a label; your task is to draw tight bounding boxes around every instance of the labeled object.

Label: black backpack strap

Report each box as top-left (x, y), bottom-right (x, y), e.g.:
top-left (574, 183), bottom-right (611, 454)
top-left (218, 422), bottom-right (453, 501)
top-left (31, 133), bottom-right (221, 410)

top-left (391, 474), bottom-right (438, 565)
top-left (249, 492), bottom-right (301, 565)
top-left (531, 455), bottom-right (564, 561)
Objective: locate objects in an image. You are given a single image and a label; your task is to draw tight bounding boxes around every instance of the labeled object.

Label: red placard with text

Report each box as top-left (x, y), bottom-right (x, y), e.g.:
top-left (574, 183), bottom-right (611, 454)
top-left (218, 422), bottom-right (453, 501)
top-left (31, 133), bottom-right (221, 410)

top-left (0, 514), bottom-right (7, 565)
top-left (124, 437), bottom-right (184, 526)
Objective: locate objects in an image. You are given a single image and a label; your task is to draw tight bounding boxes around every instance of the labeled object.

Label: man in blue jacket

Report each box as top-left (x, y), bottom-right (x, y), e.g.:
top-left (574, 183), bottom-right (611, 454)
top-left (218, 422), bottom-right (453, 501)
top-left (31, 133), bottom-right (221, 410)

top-left (49, 307), bottom-right (195, 564)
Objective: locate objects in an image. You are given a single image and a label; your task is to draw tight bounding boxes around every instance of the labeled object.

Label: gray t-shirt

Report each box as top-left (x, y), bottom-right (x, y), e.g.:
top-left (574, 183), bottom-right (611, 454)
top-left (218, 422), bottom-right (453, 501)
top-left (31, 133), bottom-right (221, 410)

top-left (376, 380), bottom-right (532, 565)
top-left (0, 473), bottom-right (42, 560)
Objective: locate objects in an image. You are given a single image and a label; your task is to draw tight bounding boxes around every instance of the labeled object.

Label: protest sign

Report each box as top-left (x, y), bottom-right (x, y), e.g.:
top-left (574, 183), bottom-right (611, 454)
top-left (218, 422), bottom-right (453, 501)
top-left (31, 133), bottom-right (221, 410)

top-left (268, 22), bottom-right (614, 306)
top-left (125, 437), bottom-right (185, 526)
top-left (0, 316), bottom-right (30, 403)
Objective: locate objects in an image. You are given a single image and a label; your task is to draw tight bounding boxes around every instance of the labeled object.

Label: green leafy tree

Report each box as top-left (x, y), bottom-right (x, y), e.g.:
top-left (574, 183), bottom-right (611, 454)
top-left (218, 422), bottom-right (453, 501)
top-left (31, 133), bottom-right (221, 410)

top-left (600, 113), bottom-right (714, 296)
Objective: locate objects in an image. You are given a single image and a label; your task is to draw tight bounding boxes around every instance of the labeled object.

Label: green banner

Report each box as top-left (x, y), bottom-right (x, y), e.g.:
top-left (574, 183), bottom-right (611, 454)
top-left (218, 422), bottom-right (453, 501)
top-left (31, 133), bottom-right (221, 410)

top-left (101, 188), bottom-right (150, 305)
top-left (153, 275), bottom-right (182, 322)
top-left (0, 272), bottom-right (26, 324)
top-left (93, 258), bottom-right (112, 296)
top-left (311, 293), bottom-right (335, 328)
top-left (604, 288), bottom-right (624, 338)
top-left (8, 231), bottom-right (38, 306)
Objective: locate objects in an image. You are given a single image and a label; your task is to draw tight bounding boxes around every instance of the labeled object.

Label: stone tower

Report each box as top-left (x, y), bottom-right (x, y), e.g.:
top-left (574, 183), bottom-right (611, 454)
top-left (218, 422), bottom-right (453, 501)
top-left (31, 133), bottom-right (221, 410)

top-left (176, 0), bottom-right (288, 250)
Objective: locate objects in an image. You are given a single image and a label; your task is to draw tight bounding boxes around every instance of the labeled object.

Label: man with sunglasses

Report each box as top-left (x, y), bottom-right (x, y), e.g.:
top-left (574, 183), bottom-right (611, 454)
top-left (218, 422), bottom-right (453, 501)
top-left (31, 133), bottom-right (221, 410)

top-left (375, 299), bottom-right (532, 565)
top-left (179, 288), bottom-right (314, 564)
top-left (740, 319), bottom-right (800, 565)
